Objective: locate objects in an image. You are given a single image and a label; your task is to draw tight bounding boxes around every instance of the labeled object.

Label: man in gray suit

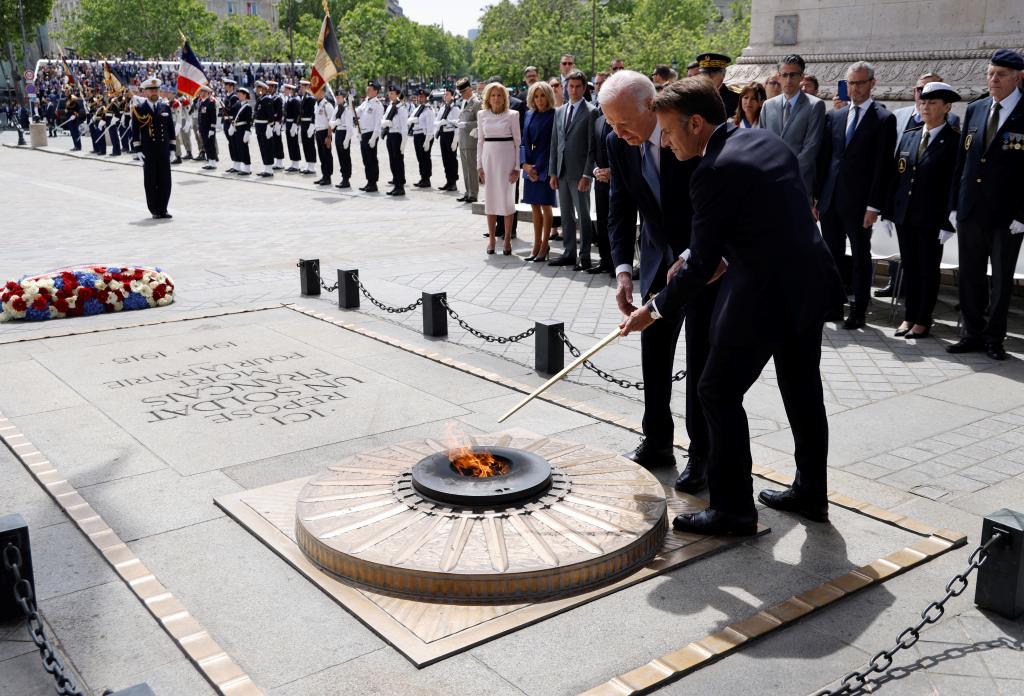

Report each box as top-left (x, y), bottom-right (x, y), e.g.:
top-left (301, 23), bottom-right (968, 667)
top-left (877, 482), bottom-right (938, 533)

top-left (549, 70), bottom-right (597, 269)
top-left (758, 53), bottom-right (826, 202)
top-left (455, 77), bottom-right (481, 203)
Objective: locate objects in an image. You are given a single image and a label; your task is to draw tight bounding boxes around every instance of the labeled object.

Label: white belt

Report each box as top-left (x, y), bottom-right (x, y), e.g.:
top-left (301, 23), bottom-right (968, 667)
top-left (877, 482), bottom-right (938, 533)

top-left (300, 117), bottom-right (312, 122)
top-left (255, 119), bottom-right (269, 124)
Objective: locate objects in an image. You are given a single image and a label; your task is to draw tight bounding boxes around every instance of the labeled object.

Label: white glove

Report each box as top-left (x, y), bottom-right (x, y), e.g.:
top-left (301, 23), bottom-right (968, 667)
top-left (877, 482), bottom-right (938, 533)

top-left (469, 128), bottom-right (477, 139)
top-left (138, 152), bottom-right (145, 163)
top-left (450, 136), bottom-right (458, 152)
top-left (228, 125), bottom-right (236, 136)
top-left (400, 135), bottom-right (407, 153)
top-left (948, 210), bottom-right (958, 232)
top-left (306, 124), bottom-right (315, 138)
top-left (408, 116), bottom-right (418, 125)
top-left (343, 132), bottom-right (352, 150)
top-left (456, 121), bottom-right (466, 129)
top-left (328, 119), bottom-right (339, 129)
top-left (369, 133), bottom-right (379, 148)
top-left (208, 130), bottom-right (215, 138)
top-left (290, 123), bottom-right (298, 137)
top-left (381, 119), bottom-right (393, 129)
top-left (425, 136), bottom-right (434, 151)
top-left (274, 123), bottom-right (281, 135)
top-left (938, 230), bottom-right (955, 245)
top-left (1010, 220), bottom-right (1024, 235)
top-left (243, 130), bottom-right (251, 143)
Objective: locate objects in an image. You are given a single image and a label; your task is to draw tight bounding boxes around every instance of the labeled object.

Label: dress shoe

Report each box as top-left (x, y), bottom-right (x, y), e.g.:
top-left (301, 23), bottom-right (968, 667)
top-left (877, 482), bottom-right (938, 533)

top-left (587, 263), bottom-right (613, 275)
top-left (237, 170), bottom-right (250, 176)
top-left (843, 315), bottom-right (865, 330)
top-left (549, 233), bottom-right (563, 241)
top-left (258, 171), bottom-right (273, 178)
top-left (301, 170), bottom-right (316, 175)
top-left (758, 488), bottom-right (829, 523)
top-left (524, 256), bottom-right (536, 262)
top-left (172, 158), bottom-right (182, 165)
top-left (363, 184), bottom-right (378, 192)
top-left (577, 258), bottom-right (593, 271)
top-left (532, 255), bottom-right (548, 263)
top-left (285, 166), bottom-right (298, 172)
top-left (894, 326), bottom-right (911, 337)
top-left (672, 508), bottom-right (758, 536)
top-left (272, 165), bottom-right (283, 171)
top-left (905, 327), bottom-right (931, 339)
top-left (624, 438), bottom-right (675, 469)
top-left (338, 180), bottom-right (351, 188)
top-left (466, 197), bottom-right (478, 203)
top-left (225, 167), bottom-right (237, 173)
top-left (946, 337), bottom-right (984, 354)
top-left (873, 284), bottom-right (895, 298)
top-left (182, 154), bottom-right (192, 160)
top-left (388, 186), bottom-right (405, 196)
top-left (673, 456), bottom-right (707, 493)
top-left (414, 180), bottom-right (430, 188)
top-left (201, 164), bottom-right (216, 170)
top-left (986, 342), bottom-right (1008, 361)
top-left (456, 194), bottom-right (469, 201)
top-left (548, 256), bottom-right (576, 267)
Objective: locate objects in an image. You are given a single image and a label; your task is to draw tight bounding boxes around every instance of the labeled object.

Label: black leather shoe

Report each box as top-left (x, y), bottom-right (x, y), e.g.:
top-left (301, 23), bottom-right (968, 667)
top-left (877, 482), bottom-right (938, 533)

top-left (548, 256), bottom-right (576, 267)
top-left (674, 456), bottom-right (707, 493)
top-left (673, 508), bottom-right (757, 536)
top-left (363, 184), bottom-right (378, 192)
top-left (388, 187), bottom-right (405, 196)
top-left (986, 342), bottom-right (1008, 361)
top-left (625, 438), bottom-right (675, 469)
top-left (905, 327), bottom-right (931, 339)
top-left (587, 263), bottom-right (613, 275)
top-left (456, 194), bottom-right (468, 201)
top-left (466, 197), bottom-right (478, 203)
top-left (894, 327), bottom-right (911, 337)
top-left (549, 233), bottom-right (563, 241)
top-left (843, 315), bottom-right (866, 330)
top-left (577, 258), bottom-right (593, 270)
top-left (335, 180), bottom-right (350, 189)
top-left (758, 488), bottom-right (829, 523)
top-left (946, 337), bottom-right (984, 354)
top-left (873, 284), bottom-right (894, 298)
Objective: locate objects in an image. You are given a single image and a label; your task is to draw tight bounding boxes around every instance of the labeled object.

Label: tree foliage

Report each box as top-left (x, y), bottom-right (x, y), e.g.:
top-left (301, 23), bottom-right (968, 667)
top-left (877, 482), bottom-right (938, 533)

top-left (0, 0), bottom-right (54, 60)
top-left (472, 0), bottom-right (752, 84)
top-left (62, 0), bottom-right (217, 58)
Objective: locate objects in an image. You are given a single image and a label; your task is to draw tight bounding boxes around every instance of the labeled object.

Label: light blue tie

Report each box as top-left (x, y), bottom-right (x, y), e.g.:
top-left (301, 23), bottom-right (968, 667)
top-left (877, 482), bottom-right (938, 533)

top-left (642, 141), bottom-right (661, 209)
top-left (845, 105), bottom-right (860, 146)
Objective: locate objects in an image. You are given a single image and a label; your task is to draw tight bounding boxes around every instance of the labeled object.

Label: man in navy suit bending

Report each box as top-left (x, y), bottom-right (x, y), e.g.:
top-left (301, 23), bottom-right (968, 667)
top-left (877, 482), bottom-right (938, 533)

top-left (621, 78), bottom-right (844, 535)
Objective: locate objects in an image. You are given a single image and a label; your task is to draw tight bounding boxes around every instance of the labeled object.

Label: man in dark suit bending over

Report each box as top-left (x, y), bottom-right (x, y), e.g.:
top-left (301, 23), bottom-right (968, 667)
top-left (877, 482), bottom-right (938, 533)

top-left (621, 78), bottom-right (844, 535)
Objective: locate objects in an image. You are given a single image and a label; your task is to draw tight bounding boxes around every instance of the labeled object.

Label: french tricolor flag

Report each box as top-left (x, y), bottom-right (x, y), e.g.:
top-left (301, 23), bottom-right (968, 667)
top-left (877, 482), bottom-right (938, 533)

top-left (177, 40), bottom-right (208, 98)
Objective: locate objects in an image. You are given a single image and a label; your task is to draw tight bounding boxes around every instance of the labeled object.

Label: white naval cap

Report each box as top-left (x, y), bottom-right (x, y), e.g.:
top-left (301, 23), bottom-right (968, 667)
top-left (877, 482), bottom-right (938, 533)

top-left (255, 80), bottom-right (269, 89)
top-left (140, 77), bottom-right (160, 89)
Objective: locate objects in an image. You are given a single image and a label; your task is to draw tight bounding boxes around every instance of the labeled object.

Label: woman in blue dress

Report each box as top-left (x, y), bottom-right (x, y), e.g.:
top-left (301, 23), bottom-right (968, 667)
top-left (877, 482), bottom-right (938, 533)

top-left (520, 81), bottom-right (557, 261)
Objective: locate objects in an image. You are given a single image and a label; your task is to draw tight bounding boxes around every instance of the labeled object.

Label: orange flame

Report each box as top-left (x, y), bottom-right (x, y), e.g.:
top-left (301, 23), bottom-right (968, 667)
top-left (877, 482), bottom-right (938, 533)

top-left (444, 422), bottom-right (509, 478)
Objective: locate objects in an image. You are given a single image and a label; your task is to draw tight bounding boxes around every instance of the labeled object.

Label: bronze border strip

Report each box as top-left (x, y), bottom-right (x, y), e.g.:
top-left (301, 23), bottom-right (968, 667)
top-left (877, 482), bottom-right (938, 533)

top-left (284, 303), bottom-right (963, 543)
top-left (582, 531), bottom-right (966, 696)
top-left (0, 412), bottom-right (263, 696)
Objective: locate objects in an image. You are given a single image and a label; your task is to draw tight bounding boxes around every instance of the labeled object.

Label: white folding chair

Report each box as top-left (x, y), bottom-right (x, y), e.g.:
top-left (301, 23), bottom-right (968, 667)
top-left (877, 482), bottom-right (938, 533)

top-left (870, 221), bottom-right (902, 320)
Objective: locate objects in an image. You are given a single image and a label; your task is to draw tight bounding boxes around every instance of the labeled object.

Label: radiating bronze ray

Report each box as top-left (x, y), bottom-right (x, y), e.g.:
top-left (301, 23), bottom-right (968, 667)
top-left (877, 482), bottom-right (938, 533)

top-left (530, 509), bottom-right (602, 553)
top-left (545, 444), bottom-right (587, 461)
top-left (327, 465), bottom-right (404, 475)
top-left (351, 511), bottom-right (428, 553)
top-left (482, 516), bottom-right (509, 572)
top-left (318, 505), bottom-right (408, 539)
top-left (551, 502), bottom-right (629, 534)
top-left (563, 494), bottom-right (648, 519)
top-left (299, 488), bottom-right (394, 503)
top-left (552, 453), bottom-right (618, 468)
top-left (307, 479), bottom-right (399, 487)
top-left (440, 517), bottom-right (474, 572)
top-left (301, 497), bottom-right (396, 522)
top-left (391, 515), bottom-right (447, 565)
top-left (507, 513), bottom-right (558, 565)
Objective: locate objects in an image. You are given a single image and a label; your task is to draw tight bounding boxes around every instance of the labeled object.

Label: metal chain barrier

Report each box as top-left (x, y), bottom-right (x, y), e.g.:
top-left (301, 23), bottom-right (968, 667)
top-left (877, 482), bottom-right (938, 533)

top-left (815, 531), bottom-right (1006, 696)
top-left (558, 332), bottom-right (686, 391)
top-left (348, 272), bottom-right (423, 314)
top-left (3, 544), bottom-right (85, 696)
top-left (439, 297), bottom-right (536, 344)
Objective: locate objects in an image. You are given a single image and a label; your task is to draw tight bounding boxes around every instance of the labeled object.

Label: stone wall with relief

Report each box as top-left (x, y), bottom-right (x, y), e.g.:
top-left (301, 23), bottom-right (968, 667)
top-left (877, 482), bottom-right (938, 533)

top-left (730, 0), bottom-right (1024, 103)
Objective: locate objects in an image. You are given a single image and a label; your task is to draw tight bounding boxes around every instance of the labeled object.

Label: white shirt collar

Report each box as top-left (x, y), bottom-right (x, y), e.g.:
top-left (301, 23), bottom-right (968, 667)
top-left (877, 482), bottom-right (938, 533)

top-left (701, 122), bottom-right (728, 157)
top-left (994, 88), bottom-right (1021, 114)
top-left (851, 98), bottom-right (873, 114)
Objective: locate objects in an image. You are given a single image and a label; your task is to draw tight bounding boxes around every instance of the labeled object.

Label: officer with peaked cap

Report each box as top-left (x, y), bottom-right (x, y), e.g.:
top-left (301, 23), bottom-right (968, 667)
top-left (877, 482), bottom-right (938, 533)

top-left (697, 52), bottom-right (739, 116)
top-left (356, 80), bottom-right (384, 192)
top-left (886, 81), bottom-right (961, 340)
top-left (948, 48), bottom-right (1024, 361)
top-left (410, 87), bottom-right (436, 187)
top-left (455, 77), bottom-right (481, 203)
top-left (131, 77), bottom-right (175, 219)
top-left (231, 86), bottom-right (253, 175)
top-left (299, 79), bottom-right (318, 174)
top-left (267, 79), bottom-right (285, 169)
top-left (221, 78), bottom-right (240, 172)
top-left (329, 88), bottom-right (355, 188)
top-left (282, 83), bottom-right (302, 171)
top-left (197, 84), bottom-right (218, 170)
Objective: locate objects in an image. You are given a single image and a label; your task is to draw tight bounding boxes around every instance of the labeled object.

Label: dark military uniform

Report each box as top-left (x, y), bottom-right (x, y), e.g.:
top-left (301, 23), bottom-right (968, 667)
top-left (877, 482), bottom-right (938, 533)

top-left (198, 91), bottom-right (218, 166)
top-left (255, 90), bottom-right (276, 174)
top-left (222, 88), bottom-right (240, 171)
top-left (62, 94), bottom-right (84, 150)
top-left (131, 97), bottom-right (175, 217)
top-left (271, 87), bottom-right (285, 166)
top-left (284, 91), bottom-right (301, 168)
top-left (300, 89), bottom-right (317, 171)
top-left (232, 94), bottom-right (253, 174)
top-left (105, 97), bottom-right (122, 156)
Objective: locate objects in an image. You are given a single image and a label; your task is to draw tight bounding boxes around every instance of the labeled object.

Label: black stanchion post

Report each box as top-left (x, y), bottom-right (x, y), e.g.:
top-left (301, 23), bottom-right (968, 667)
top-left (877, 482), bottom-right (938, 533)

top-left (975, 508), bottom-right (1023, 619)
top-left (0, 513), bottom-right (33, 622)
top-left (339, 269), bottom-right (359, 309)
top-left (298, 258), bottom-right (321, 296)
top-left (422, 292), bottom-right (448, 337)
top-left (535, 320), bottom-right (564, 375)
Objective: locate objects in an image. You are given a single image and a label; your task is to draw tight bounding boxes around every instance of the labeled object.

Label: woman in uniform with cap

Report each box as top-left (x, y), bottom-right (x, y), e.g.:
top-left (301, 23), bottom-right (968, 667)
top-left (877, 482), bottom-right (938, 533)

top-left (230, 86), bottom-right (253, 175)
top-left (885, 81), bottom-right (961, 339)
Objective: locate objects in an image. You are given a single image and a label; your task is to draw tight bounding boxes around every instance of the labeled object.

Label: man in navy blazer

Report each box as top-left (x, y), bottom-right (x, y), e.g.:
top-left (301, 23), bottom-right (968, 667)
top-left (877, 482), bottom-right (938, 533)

top-left (601, 70), bottom-right (715, 492)
top-left (816, 61), bottom-right (897, 329)
top-left (621, 78), bottom-right (844, 535)
top-left (947, 49), bottom-right (1024, 361)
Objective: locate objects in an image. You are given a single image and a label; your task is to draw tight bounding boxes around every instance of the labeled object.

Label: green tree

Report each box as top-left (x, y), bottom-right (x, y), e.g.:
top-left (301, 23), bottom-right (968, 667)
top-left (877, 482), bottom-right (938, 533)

top-left (212, 15), bottom-right (289, 62)
top-left (1, 0), bottom-right (54, 61)
top-left (62, 0), bottom-right (216, 58)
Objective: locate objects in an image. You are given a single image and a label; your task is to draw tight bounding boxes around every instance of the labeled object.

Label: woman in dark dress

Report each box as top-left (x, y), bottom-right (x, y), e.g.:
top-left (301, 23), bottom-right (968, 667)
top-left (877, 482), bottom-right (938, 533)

top-left (520, 81), bottom-right (557, 261)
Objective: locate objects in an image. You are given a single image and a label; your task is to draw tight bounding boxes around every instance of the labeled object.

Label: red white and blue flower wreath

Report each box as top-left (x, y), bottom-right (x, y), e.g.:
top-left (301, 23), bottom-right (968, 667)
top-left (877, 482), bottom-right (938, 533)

top-left (1, 266), bottom-right (175, 322)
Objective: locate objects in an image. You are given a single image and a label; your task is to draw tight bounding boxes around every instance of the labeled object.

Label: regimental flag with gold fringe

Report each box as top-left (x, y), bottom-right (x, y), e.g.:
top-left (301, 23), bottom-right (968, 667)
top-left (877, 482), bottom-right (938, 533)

top-left (102, 61), bottom-right (128, 94)
top-left (60, 55), bottom-right (77, 86)
top-left (309, 1), bottom-right (343, 94)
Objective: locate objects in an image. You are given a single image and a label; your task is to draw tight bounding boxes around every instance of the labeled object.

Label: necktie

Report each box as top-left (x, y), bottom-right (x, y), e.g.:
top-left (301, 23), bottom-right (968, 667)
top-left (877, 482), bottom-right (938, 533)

top-left (845, 105), bottom-right (860, 146)
top-left (985, 102), bottom-right (1002, 149)
top-left (566, 103), bottom-right (574, 130)
top-left (641, 141), bottom-right (661, 209)
top-left (917, 129), bottom-right (929, 159)
top-left (783, 100), bottom-right (791, 129)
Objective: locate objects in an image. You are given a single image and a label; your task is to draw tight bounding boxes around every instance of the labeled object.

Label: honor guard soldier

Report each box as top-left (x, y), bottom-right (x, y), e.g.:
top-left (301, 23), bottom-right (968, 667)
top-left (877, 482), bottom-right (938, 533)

top-left (435, 86), bottom-right (461, 190)
top-left (696, 52), bottom-right (739, 117)
top-left (282, 83), bottom-right (302, 171)
top-left (131, 77), bottom-right (175, 219)
top-left (382, 86), bottom-right (408, 196)
top-left (221, 78), bottom-right (240, 172)
top-left (312, 84), bottom-right (337, 186)
top-left (105, 95), bottom-right (122, 156)
top-left (455, 77), bottom-right (481, 203)
top-left (268, 80), bottom-right (285, 170)
top-left (885, 82), bottom-right (961, 340)
top-left (61, 88), bottom-right (84, 151)
top-left (254, 80), bottom-right (276, 177)
top-left (356, 80), bottom-right (384, 192)
top-left (89, 96), bottom-right (106, 155)
top-left (410, 88), bottom-right (435, 188)
top-left (197, 84), bottom-right (218, 170)
top-left (299, 80), bottom-right (318, 175)
top-left (230, 86), bottom-right (253, 175)
top-left (118, 94), bottom-right (132, 155)
top-left (329, 89), bottom-right (354, 188)
top-left (948, 49), bottom-right (1024, 361)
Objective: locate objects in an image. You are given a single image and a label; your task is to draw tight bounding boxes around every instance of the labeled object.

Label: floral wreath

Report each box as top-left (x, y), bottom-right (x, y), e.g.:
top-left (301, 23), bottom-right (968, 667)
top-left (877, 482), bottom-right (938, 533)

top-left (1, 265), bottom-right (175, 322)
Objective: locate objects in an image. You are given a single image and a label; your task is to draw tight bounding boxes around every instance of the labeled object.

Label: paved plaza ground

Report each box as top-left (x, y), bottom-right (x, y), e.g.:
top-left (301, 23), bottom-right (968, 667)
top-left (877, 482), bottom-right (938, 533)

top-left (0, 130), bottom-right (1022, 696)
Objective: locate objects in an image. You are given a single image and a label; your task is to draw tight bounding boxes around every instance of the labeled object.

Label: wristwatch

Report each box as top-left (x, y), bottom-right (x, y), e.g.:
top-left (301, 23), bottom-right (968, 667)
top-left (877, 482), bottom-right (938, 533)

top-left (646, 301), bottom-right (661, 320)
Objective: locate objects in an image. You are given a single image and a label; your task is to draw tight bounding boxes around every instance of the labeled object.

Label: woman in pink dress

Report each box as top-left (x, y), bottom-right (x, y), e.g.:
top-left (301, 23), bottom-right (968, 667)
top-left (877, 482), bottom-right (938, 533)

top-left (477, 82), bottom-right (522, 255)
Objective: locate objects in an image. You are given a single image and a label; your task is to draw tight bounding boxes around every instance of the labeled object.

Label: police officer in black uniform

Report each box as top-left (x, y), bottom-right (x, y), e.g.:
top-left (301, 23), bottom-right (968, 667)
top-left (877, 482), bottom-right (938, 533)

top-left (131, 77), bottom-right (175, 219)
top-left (197, 84), bottom-right (218, 170)
top-left (696, 52), bottom-right (739, 117)
top-left (885, 81), bottom-right (961, 340)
